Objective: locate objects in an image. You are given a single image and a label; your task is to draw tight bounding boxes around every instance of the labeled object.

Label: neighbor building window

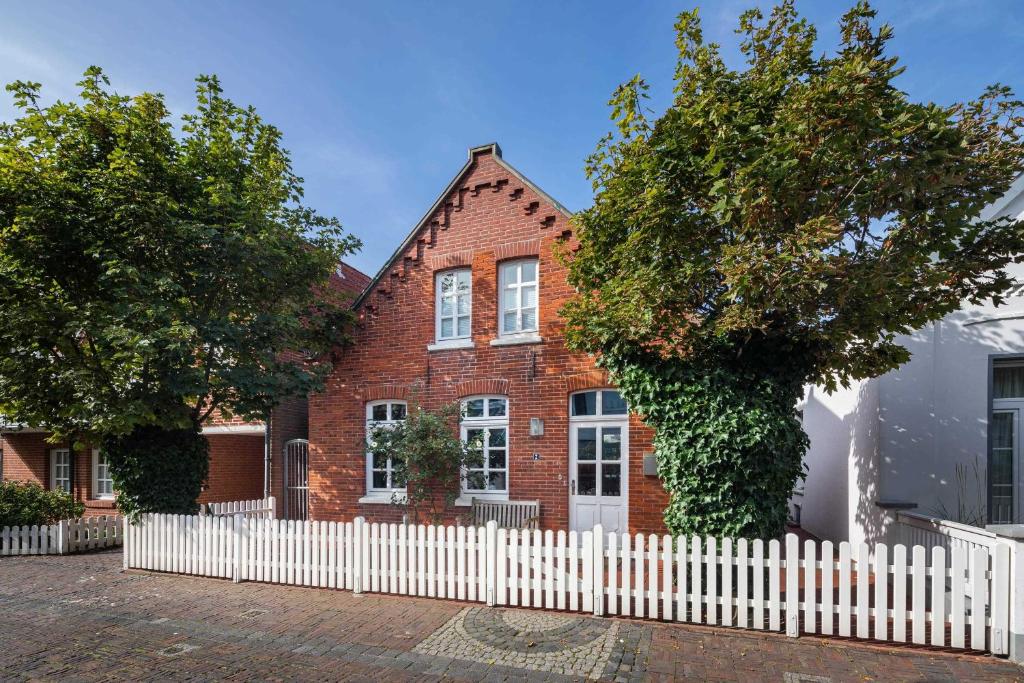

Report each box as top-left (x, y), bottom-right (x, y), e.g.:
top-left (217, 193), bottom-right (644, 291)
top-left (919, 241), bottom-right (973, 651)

top-left (461, 396), bottom-right (509, 494)
top-left (92, 449), bottom-right (114, 500)
top-left (366, 400), bottom-right (408, 492)
top-left (50, 448), bottom-right (70, 493)
top-left (498, 260), bottom-right (538, 336)
top-left (991, 360), bottom-right (1024, 523)
top-left (436, 269), bottom-right (472, 341)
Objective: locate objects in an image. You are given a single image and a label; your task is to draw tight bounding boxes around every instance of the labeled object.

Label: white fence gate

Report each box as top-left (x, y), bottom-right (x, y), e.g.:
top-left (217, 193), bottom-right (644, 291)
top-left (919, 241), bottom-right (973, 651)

top-left (1, 515), bottom-right (122, 556)
top-left (283, 439), bottom-right (309, 520)
top-left (124, 514), bottom-right (1011, 655)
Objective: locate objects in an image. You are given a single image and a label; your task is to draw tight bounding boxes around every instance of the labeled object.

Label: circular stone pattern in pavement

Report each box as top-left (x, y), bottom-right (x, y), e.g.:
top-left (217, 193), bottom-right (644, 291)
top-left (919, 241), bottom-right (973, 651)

top-left (464, 607), bottom-right (612, 653)
top-left (413, 606), bottom-right (648, 680)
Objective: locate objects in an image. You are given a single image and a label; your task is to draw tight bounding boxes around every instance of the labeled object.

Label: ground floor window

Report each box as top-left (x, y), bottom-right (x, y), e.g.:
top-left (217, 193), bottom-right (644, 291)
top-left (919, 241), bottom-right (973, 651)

top-left (366, 400), bottom-right (407, 493)
top-left (461, 396), bottom-right (508, 494)
top-left (92, 449), bottom-right (114, 499)
top-left (50, 448), bottom-right (70, 493)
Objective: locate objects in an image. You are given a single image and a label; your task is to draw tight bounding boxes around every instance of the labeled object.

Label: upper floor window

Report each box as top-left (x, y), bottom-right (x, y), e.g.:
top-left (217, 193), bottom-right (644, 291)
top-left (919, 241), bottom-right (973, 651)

top-left (50, 448), bottom-right (70, 493)
top-left (570, 390), bottom-right (628, 418)
top-left (461, 396), bottom-right (509, 495)
top-left (366, 400), bottom-right (408, 492)
top-left (92, 449), bottom-right (114, 500)
top-left (436, 269), bottom-right (472, 341)
top-left (498, 260), bottom-right (538, 336)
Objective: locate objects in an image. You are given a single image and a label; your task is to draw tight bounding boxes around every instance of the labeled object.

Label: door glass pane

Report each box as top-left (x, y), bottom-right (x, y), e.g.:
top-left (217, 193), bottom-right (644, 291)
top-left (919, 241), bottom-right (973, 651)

top-left (577, 463), bottom-right (596, 496)
top-left (601, 464), bottom-right (621, 496)
top-left (992, 411), bottom-right (1015, 523)
top-left (602, 427), bottom-right (622, 460)
top-left (577, 428), bottom-right (596, 460)
top-left (602, 390), bottom-right (628, 415)
top-left (572, 392), bottom-right (597, 416)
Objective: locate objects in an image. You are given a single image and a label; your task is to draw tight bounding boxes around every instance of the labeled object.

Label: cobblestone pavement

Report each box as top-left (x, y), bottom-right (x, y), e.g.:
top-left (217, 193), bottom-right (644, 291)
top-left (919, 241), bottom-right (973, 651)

top-left (1, 550), bottom-right (1021, 682)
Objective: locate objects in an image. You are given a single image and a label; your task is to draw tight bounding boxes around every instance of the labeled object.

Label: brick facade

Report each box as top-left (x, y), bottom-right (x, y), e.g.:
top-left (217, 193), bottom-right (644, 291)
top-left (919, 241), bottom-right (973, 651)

top-left (0, 430), bottom-right (267, 514)
top-left (309, 144), bottom-right (669, 534)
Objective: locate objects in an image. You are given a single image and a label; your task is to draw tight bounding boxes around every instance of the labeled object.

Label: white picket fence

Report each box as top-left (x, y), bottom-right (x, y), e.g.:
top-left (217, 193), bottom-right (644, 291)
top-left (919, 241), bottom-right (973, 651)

top-left (203, 496), bottom-right (276, 519)
top-left (1, 515), bottom-right (123, 556)
top-left (896, 510), bottom-right (998, 557)
top-left (124, 514), bottom-right (1011, 655)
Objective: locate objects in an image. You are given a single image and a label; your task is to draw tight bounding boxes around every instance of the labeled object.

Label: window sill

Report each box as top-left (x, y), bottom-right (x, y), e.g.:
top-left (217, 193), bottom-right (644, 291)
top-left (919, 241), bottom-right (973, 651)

top-left (427, 338), bottom-right (475, 352)
top-left (489, 335), bottom-right (542, 347)
top-left (358, 493), bottom-right (407, 505)
top-left (454, 493), bottom-right (510, 507)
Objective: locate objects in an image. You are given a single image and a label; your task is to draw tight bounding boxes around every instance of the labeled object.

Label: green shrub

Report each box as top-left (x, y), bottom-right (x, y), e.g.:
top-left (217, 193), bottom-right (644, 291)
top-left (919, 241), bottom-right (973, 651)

top-left (0, 480), bottom-right (85, 527)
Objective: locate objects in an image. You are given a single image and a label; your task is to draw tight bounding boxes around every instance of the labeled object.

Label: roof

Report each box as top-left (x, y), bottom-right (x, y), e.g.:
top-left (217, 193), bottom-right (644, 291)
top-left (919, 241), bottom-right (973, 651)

top-left (332, 260), bottom-right (372, 298)
top-left (352, 143), bottom-right (572, 310)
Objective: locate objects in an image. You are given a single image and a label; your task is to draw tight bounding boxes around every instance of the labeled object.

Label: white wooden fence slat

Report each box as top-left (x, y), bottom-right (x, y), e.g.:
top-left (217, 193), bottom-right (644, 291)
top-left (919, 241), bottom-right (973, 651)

top-left (677, 535), bottom-right (688, 623)
top-left (874, 543), bottom-right (888, 642)
top-left (568, 531), bottom-right (579, 612)
top-left (856, 542), bottom-right (870, 639)
top-left (690, 536), bottom-right (701, 624)
top-left (785, 534), bottom-right (799, 636)
top-left (970, 548), bottom-right (988, 650)
top-left (893, 544), bottom-right (908, 643)
top-left (634, 533), bottom-right (645, 620)
top-left (704, 536), bottom-right (715, 626)
top-left (804, 540), bottom-right (816, 635)
top-left (912, 545), bottom-right (927, 645)
top-left (735, 538), bottom-right (747, 628)
top-left (662, 534), bottom-right (673, 622)
top-left (607, 532), bottom-right (619, 616)
top-left (769, 539), bottom-right (781, 631)
top-left (992, 543), bottom-right (1011, 656)
top-left (931, 546), bottom-right (946, 647)
top-left (752, 539), bottom-right (764, 630)
top-left (838, 542), bottom-right (852, 637)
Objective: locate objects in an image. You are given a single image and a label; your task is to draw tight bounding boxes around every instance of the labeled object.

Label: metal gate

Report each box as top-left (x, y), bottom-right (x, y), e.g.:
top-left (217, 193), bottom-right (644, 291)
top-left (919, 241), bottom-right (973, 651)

top-left (283, 438), bottom-right (309, 520)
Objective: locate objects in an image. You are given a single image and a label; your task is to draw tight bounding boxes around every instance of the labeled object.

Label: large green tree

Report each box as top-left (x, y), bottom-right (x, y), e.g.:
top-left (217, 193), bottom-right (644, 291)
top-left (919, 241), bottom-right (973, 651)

top-left (564, 2), bottom-right (1024, 539)
top-left (0, 68), bottom-right (359, 517)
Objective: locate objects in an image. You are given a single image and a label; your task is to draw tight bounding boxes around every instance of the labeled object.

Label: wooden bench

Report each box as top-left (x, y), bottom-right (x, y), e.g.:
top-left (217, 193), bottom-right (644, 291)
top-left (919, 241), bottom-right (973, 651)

top-left (471, 498), bottom-right (540, 529)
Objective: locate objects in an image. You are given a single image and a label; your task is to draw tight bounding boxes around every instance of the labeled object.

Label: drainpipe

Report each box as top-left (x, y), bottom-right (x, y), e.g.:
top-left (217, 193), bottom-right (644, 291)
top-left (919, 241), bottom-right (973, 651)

top-left (263, 411), bottom-right (271, 499)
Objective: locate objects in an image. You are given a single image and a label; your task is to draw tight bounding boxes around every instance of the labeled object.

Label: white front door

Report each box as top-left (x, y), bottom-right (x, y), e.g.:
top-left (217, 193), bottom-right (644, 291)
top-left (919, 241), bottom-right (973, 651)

top-left (569, 421), bottom-right (628, 533)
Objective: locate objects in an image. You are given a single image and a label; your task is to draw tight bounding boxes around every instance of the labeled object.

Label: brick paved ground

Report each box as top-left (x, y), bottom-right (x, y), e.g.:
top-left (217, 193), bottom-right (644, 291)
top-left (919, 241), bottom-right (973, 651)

top-left (0, 550), bottom-right (1020, 682)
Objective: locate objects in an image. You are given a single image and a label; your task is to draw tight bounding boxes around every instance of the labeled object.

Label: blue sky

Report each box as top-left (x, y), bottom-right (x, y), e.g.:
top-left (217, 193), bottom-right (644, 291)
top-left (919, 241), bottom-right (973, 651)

top-left (2, 1), bottom-right (1022, 276)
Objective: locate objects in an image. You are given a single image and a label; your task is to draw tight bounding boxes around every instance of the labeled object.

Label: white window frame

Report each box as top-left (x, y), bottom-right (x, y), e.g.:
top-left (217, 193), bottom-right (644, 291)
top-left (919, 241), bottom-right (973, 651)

top-left (435, 268), bottom-right (472, 343)
top-left (50, 448), bottom-right (70, 493)
top-left (460, 396), bottom-right (509, 497)
top-left (92, 448), bottom-right (114, 500)
top-left (498, 259), bottom-right (539, 337)
top-left (365, 400), bottom-right (408, 495)
top-left (569, 389), bottom-right (629, 422)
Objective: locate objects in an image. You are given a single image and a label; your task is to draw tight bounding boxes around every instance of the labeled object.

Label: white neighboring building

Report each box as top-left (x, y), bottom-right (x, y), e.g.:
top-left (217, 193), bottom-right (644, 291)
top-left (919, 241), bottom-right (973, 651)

top-left (799, 178), bottom-right (1024, 546)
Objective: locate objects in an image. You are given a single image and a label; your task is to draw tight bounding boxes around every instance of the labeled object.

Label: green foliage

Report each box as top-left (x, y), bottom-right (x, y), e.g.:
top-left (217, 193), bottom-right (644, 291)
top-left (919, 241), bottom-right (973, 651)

top-left (102, 426), bottom-right (209, 519)
top-left (0, 68), bottom-right (360, 514)
top-left (0, 480), bottom-right (85, 527)
top-left (366, 402), bottom-right (471, 524)
top-left (565, 1), bottom-right (1024, 539)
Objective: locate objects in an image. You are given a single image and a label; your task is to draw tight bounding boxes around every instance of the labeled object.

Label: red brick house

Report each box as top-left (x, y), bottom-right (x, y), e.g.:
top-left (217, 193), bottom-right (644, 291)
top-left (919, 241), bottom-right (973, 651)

top-left (0, 261), bottom-right (370, 518)
top-left (309, 144), bottom-right (670, 535)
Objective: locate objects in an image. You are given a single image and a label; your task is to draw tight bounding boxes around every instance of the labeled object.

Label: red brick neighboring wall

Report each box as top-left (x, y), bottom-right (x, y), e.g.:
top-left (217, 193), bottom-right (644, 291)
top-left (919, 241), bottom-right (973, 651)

top-left (199, 434), bottom-right (265, 504)
top-left (309, 147), bottom-right (670, 534)
top-left (1, 431), bottom-right (266, 512)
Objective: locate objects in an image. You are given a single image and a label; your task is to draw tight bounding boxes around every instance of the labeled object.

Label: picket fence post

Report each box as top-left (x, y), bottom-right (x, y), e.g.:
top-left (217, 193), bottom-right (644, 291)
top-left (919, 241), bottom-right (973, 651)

top-left (592, 524), bottom-right (604, 617)
top-left (485, 520), bottom-right (497, 607)
top-left (268, 496), bottom-right (278, 520)
top-left (232, 513), bottom-right (244, 583)
top-left (122, 516), bottom-right (129, 570)
top-left (58, 519), bottom-right (68, 555)
top-left (989, 525), bottom-right (1024, 661)
top-left (353, 517), bottom-right (365, 594)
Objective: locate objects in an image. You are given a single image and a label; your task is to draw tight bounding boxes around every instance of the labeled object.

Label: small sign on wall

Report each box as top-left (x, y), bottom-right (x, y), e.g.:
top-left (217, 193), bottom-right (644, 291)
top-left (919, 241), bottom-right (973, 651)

top-left (529, 418), bottom-right (544, 436)
top-left (643, 452), bottom-right (657, 477)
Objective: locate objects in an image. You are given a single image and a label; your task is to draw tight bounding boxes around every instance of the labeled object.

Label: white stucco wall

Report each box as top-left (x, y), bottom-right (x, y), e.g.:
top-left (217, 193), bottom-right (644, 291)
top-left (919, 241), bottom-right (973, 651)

top-left (801, 180), bottom-right (1024, 543)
